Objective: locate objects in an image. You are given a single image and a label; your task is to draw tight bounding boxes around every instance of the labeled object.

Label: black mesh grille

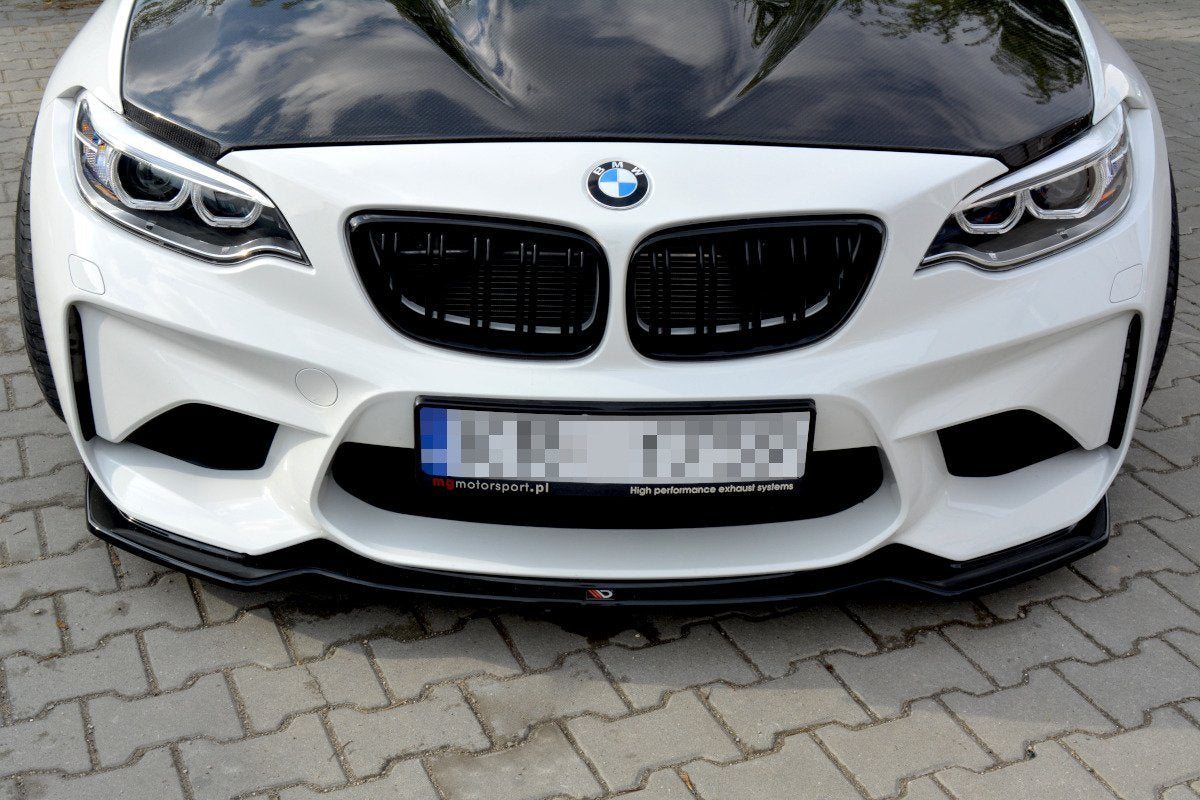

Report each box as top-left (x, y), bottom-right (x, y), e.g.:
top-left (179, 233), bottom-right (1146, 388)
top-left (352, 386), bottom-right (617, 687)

top-left (628, 218), bottom-right (884, 359)
top-left (349, 214), bottom-right (607, 358)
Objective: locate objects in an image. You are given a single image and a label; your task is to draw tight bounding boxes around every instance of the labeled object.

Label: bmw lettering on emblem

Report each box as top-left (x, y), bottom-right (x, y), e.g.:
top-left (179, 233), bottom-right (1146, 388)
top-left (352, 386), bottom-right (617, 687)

top-left (587, 160), bottom-right (650, 209)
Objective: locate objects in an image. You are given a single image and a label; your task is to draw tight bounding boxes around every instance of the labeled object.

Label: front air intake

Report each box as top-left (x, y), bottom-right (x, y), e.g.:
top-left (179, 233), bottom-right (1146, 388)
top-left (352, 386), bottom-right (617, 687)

top-left (627, 217), bottom-right (884, 359)
top-left (124, 404), bottom-right (277, 470)
top-left (348, 214), bottom-right (607, 358)
top-left (938, 410), bottom-right (1081, 478)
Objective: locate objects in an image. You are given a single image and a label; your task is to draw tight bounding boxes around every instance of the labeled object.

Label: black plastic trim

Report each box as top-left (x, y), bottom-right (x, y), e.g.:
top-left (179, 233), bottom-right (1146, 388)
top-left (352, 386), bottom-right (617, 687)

top-left (87, 478), bottom-right (1109, 607)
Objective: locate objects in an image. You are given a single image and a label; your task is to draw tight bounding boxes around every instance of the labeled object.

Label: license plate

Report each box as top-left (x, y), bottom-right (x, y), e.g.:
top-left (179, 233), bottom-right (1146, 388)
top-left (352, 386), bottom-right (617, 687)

top-left (416, 400), bottom-right (813, 494)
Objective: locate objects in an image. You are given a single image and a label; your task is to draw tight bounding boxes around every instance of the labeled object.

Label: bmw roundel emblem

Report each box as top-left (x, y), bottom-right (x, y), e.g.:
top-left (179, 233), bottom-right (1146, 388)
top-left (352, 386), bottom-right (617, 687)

top-left (586, 160), bottom-right (650, 209)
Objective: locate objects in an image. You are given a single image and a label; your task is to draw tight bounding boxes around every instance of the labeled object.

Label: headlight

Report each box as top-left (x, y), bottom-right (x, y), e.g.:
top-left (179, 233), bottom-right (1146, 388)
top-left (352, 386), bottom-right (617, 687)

top-left (73, 93), bottom-right (304, 263)
top-left (923, 106), bottom-right (1131, 270)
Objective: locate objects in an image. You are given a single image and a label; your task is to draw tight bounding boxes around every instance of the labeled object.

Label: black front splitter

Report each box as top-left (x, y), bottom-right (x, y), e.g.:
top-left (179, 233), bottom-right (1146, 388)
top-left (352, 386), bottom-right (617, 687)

top-left (86, 478), bottom-right (1108, 607)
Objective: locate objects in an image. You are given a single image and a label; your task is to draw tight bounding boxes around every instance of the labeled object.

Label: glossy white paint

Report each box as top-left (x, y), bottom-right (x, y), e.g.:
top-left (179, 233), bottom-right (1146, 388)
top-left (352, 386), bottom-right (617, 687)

top-left (26, 5), bottom-right (1174, 579)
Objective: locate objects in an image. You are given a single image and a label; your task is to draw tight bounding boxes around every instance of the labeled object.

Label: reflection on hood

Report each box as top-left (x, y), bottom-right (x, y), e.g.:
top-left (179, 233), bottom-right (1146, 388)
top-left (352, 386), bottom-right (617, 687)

top-left (123, 0), bottom-right (1093, 168)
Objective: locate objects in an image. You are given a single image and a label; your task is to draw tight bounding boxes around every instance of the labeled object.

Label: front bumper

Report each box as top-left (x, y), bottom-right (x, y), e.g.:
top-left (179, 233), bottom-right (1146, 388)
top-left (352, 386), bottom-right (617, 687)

top-left (30, 83), bottom-right (1173, 588)
top-left (87, 478), bottom-right (1109, 606)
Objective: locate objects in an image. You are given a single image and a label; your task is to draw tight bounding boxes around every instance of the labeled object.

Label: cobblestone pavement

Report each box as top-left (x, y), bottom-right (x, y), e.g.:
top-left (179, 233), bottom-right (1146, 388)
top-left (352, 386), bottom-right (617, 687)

top-left (2, 1), bottom-right (1200, 798)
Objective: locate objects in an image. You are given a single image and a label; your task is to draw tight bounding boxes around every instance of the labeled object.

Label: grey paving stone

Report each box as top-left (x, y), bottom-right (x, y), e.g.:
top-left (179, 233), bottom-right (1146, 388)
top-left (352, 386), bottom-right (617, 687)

top-left (1108, 473), bottom-right (1188, 523)
top-left (4, 633), bottom-right (147, 718)
top-left (16, 747), bottom-right (184, 800)
top-left (684, 735), bottom-right (861, 800)
top-left (816, 699), bottom-right (993, 800)
top-left (370, 618), bottom-right (522, 701)
top-left (0, 542), bottom-right (116, 610)
top-left (1058, 638), bottom-right (1200, 728)
top-left (1164, 629), bottom-right (1200, 663)
top-left (845, 598), bottom-right (986, 645)
top-left (20, 434), bottom-right (77, 477)
top-left (0, 509), bottom-right (39, 563)
top-left (0, 440), bottom-right (19, 479)
top-left (179, 713), bottom-right (343, 800)
top-left (1142, 463), bottom-right (1200, 516)
top-left (705, 658), bottom-right (871, 751)
top-left (1066, 707), bottom-right (1200, 800)
top-left (109, 548), bottom-right (175, 589)
top-left (327, 685), bottom-right (488, 777)
top-left (899, 777), bottom-right (953, 799)
top-left (568, 691), bottom-right (740, 792)
top-left (232, 644), bottom-right (388, 732)
top-left (411, 601), bottom-right (478, 634)
top-left (428, 724), bottom-right (602, 800)
top-left (36, 505), bottom-right (92, 556)
top-left (826, 632), bottom-right (992, 718)
top-left (0, 778), bottom-right (14, 800)
top-left (0, 702), bottom-right (89, 775)
top-left (278, 601), bottom-right (422, 660)
top-left (467, 651), bottom-right (627, 741)
top-left (499, 613), bottom-right (593, 669)
top-left (1143, 377), bottom-right (1200, 427)
top-left (1162, 785), bottom-right (1200, 800)
top-left (618, 770), bottom-right (695, 800)
top-left (935, 741), bottom-right (1113, 800)
top-left (0, 462), bottom-right (85, 511)
top-left (59, 574), bottom-right (201, 649)
top-left (89, 673), bottom-right (243, 767)
top-left (1073, 522), bottom-right (1198, 590)
top-left (0, 596), bottom-right (59, 657)
top-left (8, 372), bottom-right (44, 409)
top-left (720, 605), bottom-right (876, 677)
top-left (193, 581), bottom-right (293, 622)
top-left (1053, 576), bottom-right (1200, 654)
top-left (597, 624), bottom-right (758, 709)
top-left (1145, 516), bottom-right (1200, 565)
top-left (143, 609), bottom-right (291, 688)
top-left (1138, 418), bottom-right (1200, 468)
top-left (978, 568), bottom-right (1102, 620)
top-left (941, 668), bottom-right (1114, 761)
top-left (941, 604), bottom-right (1107, 687)
top-left (279, 760), bottom-right (439, 800)
top-left (1158, 569), bottom-right (1200, 612)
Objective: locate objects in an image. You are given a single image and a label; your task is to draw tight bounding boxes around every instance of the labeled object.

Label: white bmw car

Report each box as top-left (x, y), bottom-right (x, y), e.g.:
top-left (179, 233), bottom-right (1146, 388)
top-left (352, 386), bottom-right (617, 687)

top-left (18, 0), bottom-right (1177, 604)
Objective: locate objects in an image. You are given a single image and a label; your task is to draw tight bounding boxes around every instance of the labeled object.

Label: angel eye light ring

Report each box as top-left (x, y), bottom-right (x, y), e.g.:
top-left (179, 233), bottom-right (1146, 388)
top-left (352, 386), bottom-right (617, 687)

top-left (954, 193), bottom-right (1028, 235)
top-left (191, 185), bottom-right (263, 229)
top-left (109, 152), bottom-right (193, 212)
top-left (1025, 162), bottom-right (1108, 221)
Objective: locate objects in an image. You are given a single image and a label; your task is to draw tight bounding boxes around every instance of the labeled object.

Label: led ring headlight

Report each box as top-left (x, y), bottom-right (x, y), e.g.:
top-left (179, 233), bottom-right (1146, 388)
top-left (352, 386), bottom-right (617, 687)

top-left (923, 105), bottom-right (1132, 271)
top-left (72, 93), bottom-right (304, 263)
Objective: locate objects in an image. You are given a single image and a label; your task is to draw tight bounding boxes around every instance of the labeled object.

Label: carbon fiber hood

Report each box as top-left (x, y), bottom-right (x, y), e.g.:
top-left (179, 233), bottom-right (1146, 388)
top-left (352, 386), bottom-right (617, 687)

top-left (121, 0), bottom-right (1094, 168)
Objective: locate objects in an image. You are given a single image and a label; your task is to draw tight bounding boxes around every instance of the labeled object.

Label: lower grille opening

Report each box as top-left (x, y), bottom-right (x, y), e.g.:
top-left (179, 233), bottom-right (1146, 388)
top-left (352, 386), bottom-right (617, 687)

top-left (124, 404), bottom-right (277, 470)
top-left (938, 410), bottom-right (1082, 478)
top-left (1108, 316), bottom-right (1142, 448)
top-left (329, 443), bottom-right (885, 529)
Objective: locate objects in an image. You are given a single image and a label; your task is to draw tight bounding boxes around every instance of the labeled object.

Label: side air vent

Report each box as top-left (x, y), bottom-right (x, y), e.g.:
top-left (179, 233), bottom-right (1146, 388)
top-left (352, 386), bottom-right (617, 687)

top-left (124, 404), bottom-right (277, 470)
top-left (938, 410), bottom-right (1081, 478)
top-left (348, 214), bottom-right (607, 358)
top-left (628, 217), bottom-right (884, 359)
top-left (1108, 316), bottom-right (1142, 448)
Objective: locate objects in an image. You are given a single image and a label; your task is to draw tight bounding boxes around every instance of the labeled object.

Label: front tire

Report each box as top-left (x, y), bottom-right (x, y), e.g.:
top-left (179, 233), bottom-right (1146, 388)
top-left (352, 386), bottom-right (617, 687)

top-left (14, 129), bottom-right (63, 419)
top-left (1144, 172), bottom-right (1180, 402)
